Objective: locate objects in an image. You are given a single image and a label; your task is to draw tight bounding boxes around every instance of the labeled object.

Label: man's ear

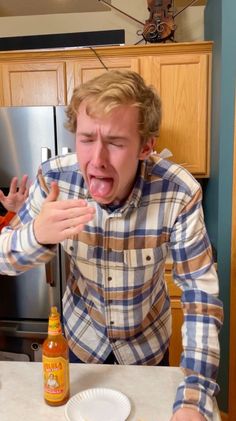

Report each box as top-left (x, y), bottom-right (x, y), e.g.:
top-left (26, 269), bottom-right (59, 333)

top-left (138, 137), bottom-right (155, 160)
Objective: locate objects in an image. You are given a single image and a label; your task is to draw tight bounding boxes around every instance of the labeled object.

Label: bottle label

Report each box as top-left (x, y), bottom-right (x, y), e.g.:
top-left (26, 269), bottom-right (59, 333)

top-left (43, 355), bottom-right (69, 403)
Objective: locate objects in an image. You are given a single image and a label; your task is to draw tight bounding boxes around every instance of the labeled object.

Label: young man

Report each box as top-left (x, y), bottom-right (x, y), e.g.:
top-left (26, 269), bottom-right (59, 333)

top-left (0, 175), bottom-right (29, 232)
top-left (0, 71), bottom-right (223, 421)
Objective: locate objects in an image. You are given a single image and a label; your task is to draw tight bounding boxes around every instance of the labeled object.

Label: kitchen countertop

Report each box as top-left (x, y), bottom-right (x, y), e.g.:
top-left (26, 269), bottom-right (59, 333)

top-left (0, 361), bottom-right (221, 421)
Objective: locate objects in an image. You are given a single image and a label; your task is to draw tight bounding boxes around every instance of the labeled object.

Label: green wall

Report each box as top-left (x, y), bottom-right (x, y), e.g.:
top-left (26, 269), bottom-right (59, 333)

top-left (204, 0), bottom-right (236, 413)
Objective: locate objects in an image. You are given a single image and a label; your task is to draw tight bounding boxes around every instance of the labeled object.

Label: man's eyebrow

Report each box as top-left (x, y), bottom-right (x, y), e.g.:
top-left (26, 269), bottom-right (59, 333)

top-left (104, 135), bottom-right (128, 141)
top-left (76, 131), bottom-right (128, 141)
top-left (76, 131), bottom-right (94, 137)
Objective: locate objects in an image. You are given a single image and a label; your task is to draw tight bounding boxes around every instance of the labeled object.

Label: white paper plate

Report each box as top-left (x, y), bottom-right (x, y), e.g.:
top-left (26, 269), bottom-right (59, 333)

top-left (65, 387), bottom-right (131, 421)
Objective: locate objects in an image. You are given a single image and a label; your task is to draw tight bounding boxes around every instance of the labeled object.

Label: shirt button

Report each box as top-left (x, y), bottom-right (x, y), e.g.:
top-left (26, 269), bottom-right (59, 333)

top-left (108, 299), bottom-right (113, 305)
top-left (110, 320), bottom-right (114, 325)
top-left (69, 246), bottom-right (74, 251)
top-left (146, 255), bottom-right (151, 261)
top-left (108, 276), bottom-right (112, 281)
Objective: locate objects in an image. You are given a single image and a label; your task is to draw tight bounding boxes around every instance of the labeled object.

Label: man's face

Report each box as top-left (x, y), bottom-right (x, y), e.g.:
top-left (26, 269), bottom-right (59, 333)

top-left (76, 102), bottom-right (154, 205)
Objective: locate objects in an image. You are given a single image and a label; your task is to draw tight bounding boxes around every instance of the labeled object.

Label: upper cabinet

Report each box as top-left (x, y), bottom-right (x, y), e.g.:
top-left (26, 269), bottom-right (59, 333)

top-left (0, 42), bottom-right (212, 177)
top-left (140, 53), bottom-right (210, 176)
top-left (1, 61), bottom-right (67, 106)
top-left (66, 56), bottom-right (140, 102)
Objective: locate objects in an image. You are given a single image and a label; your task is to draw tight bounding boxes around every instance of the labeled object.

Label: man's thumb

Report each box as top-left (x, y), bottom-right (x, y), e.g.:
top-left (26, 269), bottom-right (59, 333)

top-left (45, 182), bottom-right (60, 202)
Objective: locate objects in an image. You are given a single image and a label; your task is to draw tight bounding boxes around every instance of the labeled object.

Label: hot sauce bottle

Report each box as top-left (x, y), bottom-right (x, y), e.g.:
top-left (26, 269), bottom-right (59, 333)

top-left (42, 306), bottom-right (70, 406)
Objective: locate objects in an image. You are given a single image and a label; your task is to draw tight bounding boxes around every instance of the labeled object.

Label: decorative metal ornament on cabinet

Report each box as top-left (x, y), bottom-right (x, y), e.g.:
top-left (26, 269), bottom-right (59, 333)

top-left (98, 0), bottom-right (201, 44)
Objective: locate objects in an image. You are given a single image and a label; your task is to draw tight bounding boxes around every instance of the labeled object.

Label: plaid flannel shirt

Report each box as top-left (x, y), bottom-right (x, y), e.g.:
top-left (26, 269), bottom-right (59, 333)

top-left (0, 153), bottom-right (223, 420)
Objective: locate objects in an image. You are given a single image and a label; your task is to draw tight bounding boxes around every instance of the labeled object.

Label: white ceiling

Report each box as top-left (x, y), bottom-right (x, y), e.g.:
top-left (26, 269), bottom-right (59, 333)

top-left (0, 0), bottom-right (206, 17)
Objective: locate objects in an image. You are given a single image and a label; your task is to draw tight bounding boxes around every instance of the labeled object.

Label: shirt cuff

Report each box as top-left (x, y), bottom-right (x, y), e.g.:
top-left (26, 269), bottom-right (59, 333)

top-left (173, 374), bottom-right (220, 421)
top-left (11, 220), bottom-right (56, 259)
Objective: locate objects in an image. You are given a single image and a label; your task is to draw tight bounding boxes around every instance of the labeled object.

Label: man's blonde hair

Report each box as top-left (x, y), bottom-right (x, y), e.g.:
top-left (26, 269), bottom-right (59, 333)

top-left (66, 70), bottom-right (161, 144)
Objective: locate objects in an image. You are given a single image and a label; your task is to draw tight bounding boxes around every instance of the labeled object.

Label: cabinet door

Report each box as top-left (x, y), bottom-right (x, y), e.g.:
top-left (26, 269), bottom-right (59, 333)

top-left (2, 61), bottom-right (66, 106)
top-left (67, 56), bottom-right (140, 102)
top-left (165, 270), bottom-right (183, 366)
top-left (141, 54), bottom-right (210, 176)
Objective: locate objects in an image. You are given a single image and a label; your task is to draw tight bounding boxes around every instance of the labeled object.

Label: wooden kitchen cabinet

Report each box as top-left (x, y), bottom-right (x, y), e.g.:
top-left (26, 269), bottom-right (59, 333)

top-left (165, 263), bottom-right (183, 366)
top-left (140, 53), bottom-right (210, 176)
top-left (67, 56), bottom-right (140, 102)
top-left (1, 61), bottom-right (67, 106)
top-left (0, 41), bottom-right (212, 176)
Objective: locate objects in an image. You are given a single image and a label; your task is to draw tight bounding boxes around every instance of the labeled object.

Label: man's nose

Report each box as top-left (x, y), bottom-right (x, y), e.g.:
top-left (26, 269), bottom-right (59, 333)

top-left (92, 142), bottom-right (107, 168)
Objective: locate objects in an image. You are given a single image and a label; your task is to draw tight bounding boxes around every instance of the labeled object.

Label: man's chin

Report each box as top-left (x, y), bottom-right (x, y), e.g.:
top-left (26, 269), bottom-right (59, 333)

top-left (89, 192), bottom-right (113, 205)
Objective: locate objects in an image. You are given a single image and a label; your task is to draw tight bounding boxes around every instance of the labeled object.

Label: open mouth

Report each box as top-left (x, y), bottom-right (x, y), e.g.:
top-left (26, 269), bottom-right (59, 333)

top-left (89, 176), bottom-right (114, 198)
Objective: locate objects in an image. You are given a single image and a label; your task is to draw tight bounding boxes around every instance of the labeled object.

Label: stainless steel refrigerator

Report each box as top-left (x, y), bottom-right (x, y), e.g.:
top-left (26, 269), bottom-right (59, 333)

top-left (0, 106), bottom-right (75, 361)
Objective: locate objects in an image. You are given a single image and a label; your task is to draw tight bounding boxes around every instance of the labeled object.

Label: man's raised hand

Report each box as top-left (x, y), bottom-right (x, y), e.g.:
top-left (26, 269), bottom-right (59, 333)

top-left (33, 182), bottom-right (95, 245)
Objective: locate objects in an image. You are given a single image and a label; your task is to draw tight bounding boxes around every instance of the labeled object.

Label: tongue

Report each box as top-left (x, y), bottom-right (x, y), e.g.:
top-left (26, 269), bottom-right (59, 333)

top-left (89, 177), bottom-right (113, 198)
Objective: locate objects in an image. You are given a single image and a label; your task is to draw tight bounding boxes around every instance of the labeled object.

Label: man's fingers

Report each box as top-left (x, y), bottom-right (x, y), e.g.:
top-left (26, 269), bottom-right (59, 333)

top-left (61, 205), bottom-right (95, 220)
top-left (44, 197), bottom-right (91, 210)
top-left (8, 175), bottom-right (29, 195)
top-left (60, 210), bottom-right (95, 229)
top-left (9, 177), bottom-right (18, 194)
top-left (61, 213), bottom-right (95, 237)
top-left (45, 182), bottom-right (60, 203)
top-left (18, 175), bottom-right (29, 194)
top-left (23, 187), bottom-right (30, 200)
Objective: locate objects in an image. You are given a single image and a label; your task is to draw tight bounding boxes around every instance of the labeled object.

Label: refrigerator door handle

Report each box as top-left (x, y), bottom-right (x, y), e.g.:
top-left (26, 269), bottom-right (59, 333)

top-left (41, 147), bottom-right (50, 163)
top-left (45, 259), bottom-right (56, 287)
top-left (61, 146), bottom-right (71, 155)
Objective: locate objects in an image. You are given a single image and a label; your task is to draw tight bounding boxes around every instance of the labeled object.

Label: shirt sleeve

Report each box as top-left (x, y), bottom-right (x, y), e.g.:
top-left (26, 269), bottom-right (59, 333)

top-left (170, 186), bottom-right (223, 421)
top-left (0, 174), bottom-right (56, 275)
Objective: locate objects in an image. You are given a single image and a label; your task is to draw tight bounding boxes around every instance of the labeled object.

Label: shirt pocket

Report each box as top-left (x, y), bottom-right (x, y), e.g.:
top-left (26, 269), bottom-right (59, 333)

top-left (123, 247), bottom-right (166, 286)
top-left (124, 247), bottom-right (164, 268)
top-left (63, 238), bottom-right (93, 259)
